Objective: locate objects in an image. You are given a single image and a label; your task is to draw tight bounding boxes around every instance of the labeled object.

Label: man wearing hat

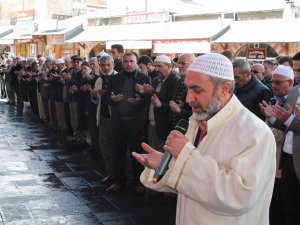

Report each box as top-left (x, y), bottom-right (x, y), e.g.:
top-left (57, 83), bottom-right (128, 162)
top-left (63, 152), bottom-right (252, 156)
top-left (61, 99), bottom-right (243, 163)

top-left (260, 65), bottom-right (294, 225)
top-left (133, 53), bottom-right (276, 225)
top-left (136, 55), bottom-right (184, 153)
top-left (53, 59), bottom-right (66, 132)
top-left (66, 55), bottom-right (84, 142)
top-left (261, 53), bottom-right (300, 225)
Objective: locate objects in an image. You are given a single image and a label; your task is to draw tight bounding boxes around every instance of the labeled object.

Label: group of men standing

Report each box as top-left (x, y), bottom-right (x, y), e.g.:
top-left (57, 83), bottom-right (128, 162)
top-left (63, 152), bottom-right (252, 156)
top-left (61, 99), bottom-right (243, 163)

top-left (1, 46), bottom-right (300, 224)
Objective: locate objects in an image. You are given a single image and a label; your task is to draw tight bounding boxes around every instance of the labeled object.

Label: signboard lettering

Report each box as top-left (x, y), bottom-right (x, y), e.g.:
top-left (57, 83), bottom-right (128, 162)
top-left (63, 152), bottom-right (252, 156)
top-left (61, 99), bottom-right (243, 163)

top-left (122, 11), bottom-right (169, 24)
top-left (248, 50), bottom-right (265, 59)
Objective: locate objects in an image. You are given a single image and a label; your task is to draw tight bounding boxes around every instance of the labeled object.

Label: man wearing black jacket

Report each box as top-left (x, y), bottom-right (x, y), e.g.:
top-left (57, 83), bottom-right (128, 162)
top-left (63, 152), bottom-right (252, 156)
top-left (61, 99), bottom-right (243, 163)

top-left (106, 52), bottom-right (150, 194)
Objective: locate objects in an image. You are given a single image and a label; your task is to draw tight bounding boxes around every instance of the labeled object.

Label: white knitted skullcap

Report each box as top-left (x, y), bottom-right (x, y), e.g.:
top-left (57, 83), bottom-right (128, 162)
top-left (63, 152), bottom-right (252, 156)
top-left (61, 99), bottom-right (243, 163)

top-left (272, 65), bottom-right (294, 80)
top-left (55, 59), bottom-right (65, 65)
top-left (154, 55), bottom-right (171, 64)
top-left (98, 52), bottom-right (108, 57)
top-left (188, 53), bottom-right (234, 81)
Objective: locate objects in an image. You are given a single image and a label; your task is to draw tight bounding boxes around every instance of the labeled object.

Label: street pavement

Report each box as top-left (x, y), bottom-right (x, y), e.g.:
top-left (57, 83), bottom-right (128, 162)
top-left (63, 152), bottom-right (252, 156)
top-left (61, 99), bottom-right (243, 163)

top-left (0, 101), bottom-right (176, 225)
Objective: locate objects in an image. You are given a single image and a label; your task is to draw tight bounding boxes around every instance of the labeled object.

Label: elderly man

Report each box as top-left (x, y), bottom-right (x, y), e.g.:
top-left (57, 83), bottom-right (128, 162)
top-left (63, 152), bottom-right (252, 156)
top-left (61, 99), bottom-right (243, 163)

top-left (136, 55), bottom-right (183, 152)
top-left (133, 53), bottom-right (276, 225)
top-left (260, 65), bottom-right (294, 225)
top-left (261, 52), bottom-right (300, 225)
top-left (233, 59), bottom-right (272, 120)
top-left (91, 55), bottom-right (117, 184)
top-left (251, 63), bottom-right (272, 91)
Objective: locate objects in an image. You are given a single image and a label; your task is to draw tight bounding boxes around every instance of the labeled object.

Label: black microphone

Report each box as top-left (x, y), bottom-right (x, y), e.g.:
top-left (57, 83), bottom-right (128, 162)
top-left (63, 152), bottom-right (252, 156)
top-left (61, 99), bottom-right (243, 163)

top-left (152, 119), bottom-right (189, 183)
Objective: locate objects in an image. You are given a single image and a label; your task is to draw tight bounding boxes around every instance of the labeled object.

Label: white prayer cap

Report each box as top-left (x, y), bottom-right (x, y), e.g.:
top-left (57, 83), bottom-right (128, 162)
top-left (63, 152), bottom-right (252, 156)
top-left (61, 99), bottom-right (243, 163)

top-left (154, 55), bottom-right (171, 65)
top-left (272, 65), bottom-right (294, 80)
top-left (97, 51), bottom-right (108, 57)
top-left (55, 59), bottom-right (65, 64)
top-left (188, 53), bottom-right (234, 81)
top-left (90, 57), bottom-right (97, 62)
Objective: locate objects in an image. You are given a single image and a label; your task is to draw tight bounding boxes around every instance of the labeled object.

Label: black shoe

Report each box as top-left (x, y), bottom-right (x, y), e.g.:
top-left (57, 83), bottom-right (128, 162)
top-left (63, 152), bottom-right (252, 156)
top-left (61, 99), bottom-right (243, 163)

top-left (100, 176), bottom-right (113, 184)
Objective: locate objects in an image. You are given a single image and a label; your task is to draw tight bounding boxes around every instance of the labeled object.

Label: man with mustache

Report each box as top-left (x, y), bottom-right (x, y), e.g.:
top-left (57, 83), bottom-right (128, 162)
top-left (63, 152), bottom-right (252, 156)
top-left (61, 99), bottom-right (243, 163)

top-left (132, 53), bottom-right (276, 225)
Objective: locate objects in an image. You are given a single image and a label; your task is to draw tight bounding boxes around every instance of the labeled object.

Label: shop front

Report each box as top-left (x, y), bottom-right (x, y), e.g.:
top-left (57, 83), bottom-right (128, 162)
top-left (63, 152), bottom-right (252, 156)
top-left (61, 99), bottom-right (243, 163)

top-left (66, 19), bottom-right (230, 59)
top-left (33, 23), bottom-right (83, 58)
top-left (212, 19), bottom-right (300, 60)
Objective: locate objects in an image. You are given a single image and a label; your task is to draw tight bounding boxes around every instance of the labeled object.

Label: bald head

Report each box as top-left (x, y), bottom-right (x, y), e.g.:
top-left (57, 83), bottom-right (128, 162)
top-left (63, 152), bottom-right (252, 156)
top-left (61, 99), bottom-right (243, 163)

top-left (251, 63), bottom-right (265, 80)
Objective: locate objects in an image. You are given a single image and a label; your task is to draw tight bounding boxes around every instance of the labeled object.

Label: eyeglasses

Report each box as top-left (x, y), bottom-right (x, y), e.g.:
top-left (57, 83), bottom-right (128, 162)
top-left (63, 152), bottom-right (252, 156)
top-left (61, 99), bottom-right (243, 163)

top-left (177, 61), bottom-right (191, 66)
top-left (251, 70), bottom-right (259, 74)
top-left (271, 79), bottom-right (290, 85)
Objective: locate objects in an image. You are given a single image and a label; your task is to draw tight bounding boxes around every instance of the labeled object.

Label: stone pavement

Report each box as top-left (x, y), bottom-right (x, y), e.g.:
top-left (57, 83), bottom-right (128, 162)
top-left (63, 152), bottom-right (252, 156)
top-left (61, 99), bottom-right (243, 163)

top-left (0, 101), bottom-right (176, 225)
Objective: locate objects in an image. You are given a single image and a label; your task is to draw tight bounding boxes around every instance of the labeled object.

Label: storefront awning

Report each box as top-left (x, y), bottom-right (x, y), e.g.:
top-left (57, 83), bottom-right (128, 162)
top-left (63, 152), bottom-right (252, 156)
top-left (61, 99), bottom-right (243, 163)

top-left (66, 20), bottom-right (229, 44)
top-left (0, 26), bottom-right (14, 45)
top-left (213, 19), bottom-right (300, 43)
top-left (0, 30), bottom-right (31, 44)
top-left (33, 24), bottom-right (83, 42)
top-left (106, 40), bottom-right (152, 49)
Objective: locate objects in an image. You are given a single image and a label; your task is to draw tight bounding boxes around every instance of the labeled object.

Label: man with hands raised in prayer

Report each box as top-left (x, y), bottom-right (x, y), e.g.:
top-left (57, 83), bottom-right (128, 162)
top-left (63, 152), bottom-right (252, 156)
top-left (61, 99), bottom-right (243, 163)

top-left (133, 53), bottom-right (276, 225)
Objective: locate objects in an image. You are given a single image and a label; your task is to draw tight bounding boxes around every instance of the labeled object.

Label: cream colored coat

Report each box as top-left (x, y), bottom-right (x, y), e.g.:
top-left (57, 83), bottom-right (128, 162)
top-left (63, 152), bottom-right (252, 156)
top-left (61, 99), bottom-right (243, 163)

top-left (141, 95), bottom-right (276, 225)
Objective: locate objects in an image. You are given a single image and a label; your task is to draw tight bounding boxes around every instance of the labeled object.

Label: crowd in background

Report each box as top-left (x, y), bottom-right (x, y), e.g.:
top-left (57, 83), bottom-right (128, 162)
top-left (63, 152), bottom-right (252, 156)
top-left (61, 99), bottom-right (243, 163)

top-left (0, 45), bottom-right (300, 225)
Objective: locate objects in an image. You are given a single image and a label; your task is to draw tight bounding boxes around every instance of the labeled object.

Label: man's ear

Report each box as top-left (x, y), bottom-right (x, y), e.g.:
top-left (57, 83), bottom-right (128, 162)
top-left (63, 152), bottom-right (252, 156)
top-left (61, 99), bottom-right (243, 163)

top-left (220, 82), bottom-right (231, 96)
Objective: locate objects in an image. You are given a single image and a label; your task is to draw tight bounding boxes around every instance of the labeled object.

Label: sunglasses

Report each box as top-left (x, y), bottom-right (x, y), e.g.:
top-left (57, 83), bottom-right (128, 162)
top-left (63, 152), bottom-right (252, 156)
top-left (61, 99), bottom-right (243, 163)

top-left (271, 79), bottom-right (290, 85)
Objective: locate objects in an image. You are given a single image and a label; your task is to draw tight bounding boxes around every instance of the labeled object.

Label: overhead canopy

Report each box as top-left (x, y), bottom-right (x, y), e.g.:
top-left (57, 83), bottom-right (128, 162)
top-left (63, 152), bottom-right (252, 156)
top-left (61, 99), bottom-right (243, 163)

top-left (33, 23), bottom-right (83, 41)
top-left (0, 26), bottom-right (13, 45)
top-left (213, 19), bottom-right (300, 43)
top-left (0, 29), bottom-right (31, 44)
top-left (66, 20), bottom-right (229, 43)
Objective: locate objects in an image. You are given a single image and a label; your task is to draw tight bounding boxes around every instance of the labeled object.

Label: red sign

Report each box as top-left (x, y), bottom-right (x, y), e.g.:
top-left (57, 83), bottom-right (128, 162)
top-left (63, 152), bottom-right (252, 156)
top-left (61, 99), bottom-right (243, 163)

top-left (122, 11), bottom-right (169, 24)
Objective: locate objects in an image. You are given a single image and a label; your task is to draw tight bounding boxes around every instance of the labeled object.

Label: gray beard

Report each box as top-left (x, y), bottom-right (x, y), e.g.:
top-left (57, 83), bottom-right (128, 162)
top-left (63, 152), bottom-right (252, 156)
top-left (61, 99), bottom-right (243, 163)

top-left (191, 93), bottom-right (221, 121)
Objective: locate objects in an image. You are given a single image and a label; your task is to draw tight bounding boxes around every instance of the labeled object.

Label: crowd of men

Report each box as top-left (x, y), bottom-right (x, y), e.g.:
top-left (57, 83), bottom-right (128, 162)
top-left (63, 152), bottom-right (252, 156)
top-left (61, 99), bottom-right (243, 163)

top-left (0, 45), bottom-right (300, 225)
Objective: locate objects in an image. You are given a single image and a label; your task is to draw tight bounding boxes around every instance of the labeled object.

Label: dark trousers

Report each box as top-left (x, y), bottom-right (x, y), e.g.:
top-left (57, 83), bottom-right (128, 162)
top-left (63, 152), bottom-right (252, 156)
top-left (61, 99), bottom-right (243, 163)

top-left (87, 110), bottom-right (99, 152)
top-left (14, 83), bottom-right (23, 106)
top-left (64, 103), bottom-right (73, 135)
top-left (27, 80), bottom-right (39, 116)
top-left (281, 153), bottom-right (300, 225)
top-left (99, 116), bottom-right (115, 178)
top-left (113, 117), bottom-right (144, 186)
top-left (0, 77), bottom-right (6, 97)
top-left (270, 178), bottom-right (285, 225)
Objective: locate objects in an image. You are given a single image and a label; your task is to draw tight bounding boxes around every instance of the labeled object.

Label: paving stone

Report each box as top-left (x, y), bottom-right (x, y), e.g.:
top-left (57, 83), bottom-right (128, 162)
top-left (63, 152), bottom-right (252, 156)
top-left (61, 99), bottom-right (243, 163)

top-left (60, 176), bottom-right (90, 189)
top-left (0, 102), bottom-right (176, 224)
top-left (0, 203), bottom-right (33, 222)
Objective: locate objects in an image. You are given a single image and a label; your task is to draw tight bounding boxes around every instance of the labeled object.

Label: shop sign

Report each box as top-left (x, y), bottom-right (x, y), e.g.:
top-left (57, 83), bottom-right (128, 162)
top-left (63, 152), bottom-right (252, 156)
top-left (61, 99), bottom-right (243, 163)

top-left (122, 11), bottom-right (169, 24)
top-left (248, 50), bottom-right (265, 59)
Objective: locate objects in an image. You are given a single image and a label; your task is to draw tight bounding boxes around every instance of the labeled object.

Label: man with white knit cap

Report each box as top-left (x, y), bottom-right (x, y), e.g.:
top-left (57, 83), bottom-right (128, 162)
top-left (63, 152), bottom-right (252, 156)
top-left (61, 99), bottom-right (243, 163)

top-left (133, 53), bottom-right (276, 225)
top-left (261, 52), bottom-right (300, 225)
top-left (136, 54), bottom-right (184, 152)
top-left (260, 65), bottom-right (294, 225)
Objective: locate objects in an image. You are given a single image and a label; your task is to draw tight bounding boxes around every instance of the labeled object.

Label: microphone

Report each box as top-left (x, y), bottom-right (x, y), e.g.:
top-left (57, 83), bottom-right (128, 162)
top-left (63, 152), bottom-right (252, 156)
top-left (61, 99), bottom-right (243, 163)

top-left (152, 119), bottom-right (189, 183)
